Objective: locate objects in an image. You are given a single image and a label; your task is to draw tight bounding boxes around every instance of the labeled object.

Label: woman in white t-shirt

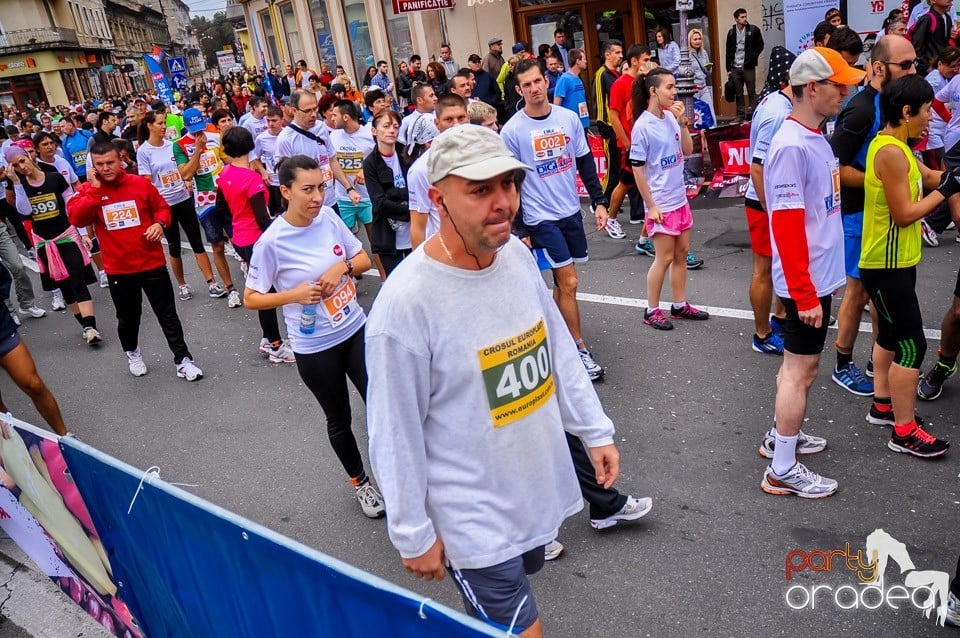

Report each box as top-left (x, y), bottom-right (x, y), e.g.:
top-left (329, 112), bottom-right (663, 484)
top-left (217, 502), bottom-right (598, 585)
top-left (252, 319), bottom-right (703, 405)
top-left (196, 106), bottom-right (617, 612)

top-left (136, 111), bottom-right (218, 301)
top-left (629, 68), bottom-right (710, 330)
top-left (243, 154), bottom-right (385, 520)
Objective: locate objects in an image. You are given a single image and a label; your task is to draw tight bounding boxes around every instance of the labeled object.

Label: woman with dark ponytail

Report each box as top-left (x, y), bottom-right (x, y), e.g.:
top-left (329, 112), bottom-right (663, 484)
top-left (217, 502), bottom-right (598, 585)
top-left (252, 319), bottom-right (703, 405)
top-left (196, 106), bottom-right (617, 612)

top-left (629, 68), bottom-right (710, 331)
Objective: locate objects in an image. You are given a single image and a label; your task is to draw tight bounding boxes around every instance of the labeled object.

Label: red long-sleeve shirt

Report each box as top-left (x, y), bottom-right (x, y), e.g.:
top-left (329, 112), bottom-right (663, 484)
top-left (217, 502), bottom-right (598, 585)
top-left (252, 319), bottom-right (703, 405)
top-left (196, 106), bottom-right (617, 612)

top-left (67, 172), bottom-right (172, 275)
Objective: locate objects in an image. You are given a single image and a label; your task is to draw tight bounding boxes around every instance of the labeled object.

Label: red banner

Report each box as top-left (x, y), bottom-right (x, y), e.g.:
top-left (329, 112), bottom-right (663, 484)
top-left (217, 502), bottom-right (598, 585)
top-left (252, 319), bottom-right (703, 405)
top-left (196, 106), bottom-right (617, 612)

top-left (705, 122), bottom-right (752, 197)
top-left (719, 139), bottom-right (751, 176)
top-left (392, 0), bottom-right (454, 13)
top-left (576, 132), bottom-right (608, 198)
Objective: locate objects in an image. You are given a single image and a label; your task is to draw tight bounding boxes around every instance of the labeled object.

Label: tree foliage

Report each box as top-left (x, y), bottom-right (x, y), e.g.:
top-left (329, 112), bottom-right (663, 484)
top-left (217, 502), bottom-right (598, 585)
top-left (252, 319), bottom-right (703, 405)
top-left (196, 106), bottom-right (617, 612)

top-left (191, 12), bottom-right (236, 69)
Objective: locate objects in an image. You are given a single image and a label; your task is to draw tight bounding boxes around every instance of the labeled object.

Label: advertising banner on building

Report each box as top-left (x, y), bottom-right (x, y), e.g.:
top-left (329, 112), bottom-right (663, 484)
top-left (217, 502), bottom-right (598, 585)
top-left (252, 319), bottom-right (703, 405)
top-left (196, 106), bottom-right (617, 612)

top-left (0, 416), bottom-right (142, 637)
top-left (784, 0), bottom-right (835, 51)
top-left (391, 0), bottom-right (454, 13)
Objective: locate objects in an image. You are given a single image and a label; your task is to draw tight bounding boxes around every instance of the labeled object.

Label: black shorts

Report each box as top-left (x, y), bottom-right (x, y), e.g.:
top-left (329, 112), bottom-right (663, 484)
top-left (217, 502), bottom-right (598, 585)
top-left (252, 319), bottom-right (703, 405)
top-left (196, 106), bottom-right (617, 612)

top-left (778, 295), bottom-right (833, 356)
top-left (861, 267), bottom-right (925, 358)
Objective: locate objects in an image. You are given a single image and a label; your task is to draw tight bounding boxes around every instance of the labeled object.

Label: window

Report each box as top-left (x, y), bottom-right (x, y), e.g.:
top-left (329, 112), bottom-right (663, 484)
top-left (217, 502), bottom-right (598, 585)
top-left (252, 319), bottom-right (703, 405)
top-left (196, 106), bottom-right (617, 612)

top-left (381, 0), bottom-right (413, 68)
top-left (259, 10), bottom-right (280, 66)
top-left (309, 0), bottom-right (338, 68)
top-left (341, 0), bottom-right (373, 84)
top-left (279, 3), bottom-right (303, 65)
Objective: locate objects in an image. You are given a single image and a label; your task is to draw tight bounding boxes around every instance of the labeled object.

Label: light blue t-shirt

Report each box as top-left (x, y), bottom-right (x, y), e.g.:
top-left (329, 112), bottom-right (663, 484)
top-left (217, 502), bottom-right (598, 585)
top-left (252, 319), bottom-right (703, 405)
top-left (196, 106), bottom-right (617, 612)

top-left (554, 72), bottom-right (590, 128)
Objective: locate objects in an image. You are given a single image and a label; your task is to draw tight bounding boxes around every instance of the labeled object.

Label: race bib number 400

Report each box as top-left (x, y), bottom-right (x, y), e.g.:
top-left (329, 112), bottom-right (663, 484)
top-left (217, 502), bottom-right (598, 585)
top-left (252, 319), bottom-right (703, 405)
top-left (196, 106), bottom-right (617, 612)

top-left (102, 200), bottom-right (141, 230)
top-left (478, 318), bottom-right (555, 427)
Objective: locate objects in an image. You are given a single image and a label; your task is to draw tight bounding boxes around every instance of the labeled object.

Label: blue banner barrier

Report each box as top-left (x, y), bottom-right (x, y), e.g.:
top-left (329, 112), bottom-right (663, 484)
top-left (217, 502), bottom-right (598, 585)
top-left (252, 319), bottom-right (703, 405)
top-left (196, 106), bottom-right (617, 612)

top-left (59, 436), bottom-right (501, 638)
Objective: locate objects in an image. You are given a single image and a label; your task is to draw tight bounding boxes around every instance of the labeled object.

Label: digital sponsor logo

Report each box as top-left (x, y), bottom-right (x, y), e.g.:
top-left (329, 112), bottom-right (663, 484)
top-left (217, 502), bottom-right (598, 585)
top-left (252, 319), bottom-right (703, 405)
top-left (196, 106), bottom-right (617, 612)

top-left (536, 156), bottom-right (574, 178)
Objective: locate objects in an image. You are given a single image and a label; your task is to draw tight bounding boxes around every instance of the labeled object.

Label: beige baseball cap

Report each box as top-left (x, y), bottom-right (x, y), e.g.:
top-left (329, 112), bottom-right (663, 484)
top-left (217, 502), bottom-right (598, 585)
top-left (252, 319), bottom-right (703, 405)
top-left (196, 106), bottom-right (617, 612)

top-left (427, 124), bottom-right (530, 184)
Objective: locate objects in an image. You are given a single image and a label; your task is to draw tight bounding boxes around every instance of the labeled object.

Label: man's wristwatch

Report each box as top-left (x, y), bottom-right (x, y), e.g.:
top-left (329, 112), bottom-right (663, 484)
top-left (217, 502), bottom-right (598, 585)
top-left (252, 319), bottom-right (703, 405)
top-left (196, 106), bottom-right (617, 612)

top-left (344, 259), bottom-right (354, 275)
top-left (156, 220), bottom-right (167, 230)
top-left (346, 186), bottom-right (356, 193)
top-left (591, 197), bottom-right (610, 210)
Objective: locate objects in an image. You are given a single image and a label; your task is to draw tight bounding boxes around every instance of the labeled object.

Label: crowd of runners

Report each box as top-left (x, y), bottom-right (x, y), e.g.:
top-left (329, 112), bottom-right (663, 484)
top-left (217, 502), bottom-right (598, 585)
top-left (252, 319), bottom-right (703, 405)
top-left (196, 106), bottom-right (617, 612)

top-left (7, 23), bottom-right (960, 635)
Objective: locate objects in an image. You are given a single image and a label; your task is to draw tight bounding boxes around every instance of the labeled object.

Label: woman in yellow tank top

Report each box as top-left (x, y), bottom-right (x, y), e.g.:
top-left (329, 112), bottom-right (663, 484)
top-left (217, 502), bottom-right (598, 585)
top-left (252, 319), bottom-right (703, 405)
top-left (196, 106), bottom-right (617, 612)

top-left (860, 74), bottom-right (960, 458)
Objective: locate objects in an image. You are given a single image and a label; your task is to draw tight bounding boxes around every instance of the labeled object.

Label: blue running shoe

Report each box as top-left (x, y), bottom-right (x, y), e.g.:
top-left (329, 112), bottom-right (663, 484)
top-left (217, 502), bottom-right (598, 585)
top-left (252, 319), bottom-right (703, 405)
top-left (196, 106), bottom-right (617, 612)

top-left (752, 332), bottom-right (784, 355)
top-left (769, 315), bottom-right (785, 335)
top-left (832, 362), bottom-right (874, 396)
top-left (686, 252), bottom-right (704, 269)
top-left (635, 238), bottom-right (655, 256)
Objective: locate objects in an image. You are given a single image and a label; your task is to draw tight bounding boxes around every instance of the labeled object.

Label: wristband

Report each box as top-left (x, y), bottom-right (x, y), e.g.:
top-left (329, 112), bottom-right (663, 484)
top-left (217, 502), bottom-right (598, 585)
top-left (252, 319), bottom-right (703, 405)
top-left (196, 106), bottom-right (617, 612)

top-left (346, 186), bottom-right (356, 193)
top-left (345, 259), bottom-right (354, 275)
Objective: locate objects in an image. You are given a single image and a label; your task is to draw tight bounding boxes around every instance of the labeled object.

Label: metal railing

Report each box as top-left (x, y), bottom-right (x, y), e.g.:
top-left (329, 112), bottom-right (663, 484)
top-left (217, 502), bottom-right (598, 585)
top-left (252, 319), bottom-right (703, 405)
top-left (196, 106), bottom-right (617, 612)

top-left (0, 27), bottom-right (81, 53)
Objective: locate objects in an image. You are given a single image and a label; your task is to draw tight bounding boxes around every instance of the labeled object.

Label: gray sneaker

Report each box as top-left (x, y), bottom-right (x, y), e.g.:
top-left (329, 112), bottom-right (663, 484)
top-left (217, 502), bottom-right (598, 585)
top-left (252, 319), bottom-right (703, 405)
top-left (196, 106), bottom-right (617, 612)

top-left (578, 348), bottom-right (604, 381)
top-left (761, 463), bottom-right (837, 499)
top-left (355, 484), bottom-right (385, 519)
top-left (758, 430), bottom-right (827, 458)
top-left (590, 496), bottom-right (653, 530)
top-left (544, 539), bottom-right (564, 561)
top-left (208, 282), bottom-right (228, 298)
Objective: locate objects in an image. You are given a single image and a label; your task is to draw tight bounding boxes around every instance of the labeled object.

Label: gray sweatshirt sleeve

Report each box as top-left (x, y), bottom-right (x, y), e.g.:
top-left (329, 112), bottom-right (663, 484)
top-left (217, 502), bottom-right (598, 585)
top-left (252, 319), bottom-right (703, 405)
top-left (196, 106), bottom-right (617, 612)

top-left (533, 259), bottom-right (615, 448)
top-left (366, 331), bottom-right (438, 560)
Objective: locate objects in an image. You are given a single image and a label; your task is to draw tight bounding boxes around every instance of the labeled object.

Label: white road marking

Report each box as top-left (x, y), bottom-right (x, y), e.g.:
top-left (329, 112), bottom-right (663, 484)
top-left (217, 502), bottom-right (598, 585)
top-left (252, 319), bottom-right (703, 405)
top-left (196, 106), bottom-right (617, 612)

top-left (575, 292), bottom-right (944, 341)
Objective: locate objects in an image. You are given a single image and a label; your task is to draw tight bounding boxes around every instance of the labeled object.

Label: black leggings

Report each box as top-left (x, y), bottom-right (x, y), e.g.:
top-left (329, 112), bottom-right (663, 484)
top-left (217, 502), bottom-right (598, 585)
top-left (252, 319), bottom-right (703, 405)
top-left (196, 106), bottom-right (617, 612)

top-left (234, 244), bottom-right (281, 343)
top-left (378, 249), bottom-right (412, 278)
top-left (164, 199), bottom-right (206, 259)
top-left (294, 327), bottom-right (368, 480)
top-left (107, 266), bottom-right (192, 363)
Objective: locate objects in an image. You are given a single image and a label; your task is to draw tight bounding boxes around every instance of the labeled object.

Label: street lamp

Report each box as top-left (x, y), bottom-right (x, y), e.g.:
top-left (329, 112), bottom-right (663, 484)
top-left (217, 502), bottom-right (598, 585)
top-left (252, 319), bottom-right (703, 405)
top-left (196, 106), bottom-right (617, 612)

top-left (675, 0), bottom-right (696, 123)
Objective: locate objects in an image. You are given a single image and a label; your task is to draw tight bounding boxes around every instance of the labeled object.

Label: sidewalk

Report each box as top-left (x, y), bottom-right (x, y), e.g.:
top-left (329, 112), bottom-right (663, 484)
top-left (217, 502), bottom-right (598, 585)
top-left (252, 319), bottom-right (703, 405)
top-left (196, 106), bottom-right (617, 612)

top-left (0, 534), bottom-right (108, 638)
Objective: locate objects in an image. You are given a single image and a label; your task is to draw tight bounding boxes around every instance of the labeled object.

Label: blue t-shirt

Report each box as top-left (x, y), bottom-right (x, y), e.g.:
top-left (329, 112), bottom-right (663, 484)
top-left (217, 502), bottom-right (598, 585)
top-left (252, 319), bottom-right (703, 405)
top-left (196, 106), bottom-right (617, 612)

top-left (554, 72), bottom-right (589, 128)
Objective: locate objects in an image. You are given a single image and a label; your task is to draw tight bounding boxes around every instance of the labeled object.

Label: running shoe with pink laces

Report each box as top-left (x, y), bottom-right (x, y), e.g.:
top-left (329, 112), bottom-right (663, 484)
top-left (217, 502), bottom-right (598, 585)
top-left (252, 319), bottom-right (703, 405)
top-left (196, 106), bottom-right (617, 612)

top-left (670, 302), bottom-right (710, 320)
top-left (643, 307), bottom-right (673, 330)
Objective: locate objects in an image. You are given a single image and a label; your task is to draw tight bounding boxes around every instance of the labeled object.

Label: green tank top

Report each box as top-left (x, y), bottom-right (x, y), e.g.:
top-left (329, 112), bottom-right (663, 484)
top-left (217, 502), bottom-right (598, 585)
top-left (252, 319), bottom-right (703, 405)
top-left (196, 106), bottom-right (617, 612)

top-left (860, 134), bottom-right (922, 270)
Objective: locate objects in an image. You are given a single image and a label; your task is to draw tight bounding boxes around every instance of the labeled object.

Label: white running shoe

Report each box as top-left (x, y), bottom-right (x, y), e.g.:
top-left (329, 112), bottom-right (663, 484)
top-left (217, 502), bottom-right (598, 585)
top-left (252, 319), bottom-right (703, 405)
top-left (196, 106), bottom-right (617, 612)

top-left (355, 484), bottom-right (385, 518)
top-left (82, 327), bottom-right (102, 346)
top-left (178, 284), bottom-right (193, 301)
top-left (126, 349), bottom-right (147, 377)
top-left (578, 348), bottom-right (604, 381)
top-left (760, 463), bottom-right (838, 498)
top-left (258, 337), bottom-right (271, 354)
top-left (590, 496), bottom-right (653, 530)
top-left (98, 270), bottom-right (109, 288)
top-left (227, 289), bottom-right (242, 308)
top-left (51, 290), bottom-right (66, 311)
top-left (268, 340), bottom-right (295, 363)
top-left (19, 305), bottom-right (46, 318)
top-left (176, 357), bottom-right (203, 381)
top-left (604, 218), bottom-right (627, 239)
top-left (544, 539), bottom-right (565, 561)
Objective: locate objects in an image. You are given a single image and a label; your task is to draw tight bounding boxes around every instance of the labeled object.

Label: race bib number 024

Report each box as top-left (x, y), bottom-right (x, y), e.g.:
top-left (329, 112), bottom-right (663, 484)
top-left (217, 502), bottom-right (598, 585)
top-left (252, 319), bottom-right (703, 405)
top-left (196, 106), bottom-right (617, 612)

top-left (478, 318), bottom-right (555, 427)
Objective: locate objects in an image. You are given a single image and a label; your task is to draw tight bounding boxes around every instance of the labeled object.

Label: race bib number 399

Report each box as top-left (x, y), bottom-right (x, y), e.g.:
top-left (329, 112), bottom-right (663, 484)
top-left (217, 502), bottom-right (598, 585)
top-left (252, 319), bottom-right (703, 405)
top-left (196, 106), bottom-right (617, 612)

top-left (478, 318), bottom-right (555, 427)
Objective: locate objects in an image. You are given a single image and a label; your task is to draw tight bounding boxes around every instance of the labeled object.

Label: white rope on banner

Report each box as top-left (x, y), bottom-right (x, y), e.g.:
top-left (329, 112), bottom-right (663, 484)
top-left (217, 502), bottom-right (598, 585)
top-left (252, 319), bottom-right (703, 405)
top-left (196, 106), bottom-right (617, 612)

top-left (127, 466), bottom-right (200, 514)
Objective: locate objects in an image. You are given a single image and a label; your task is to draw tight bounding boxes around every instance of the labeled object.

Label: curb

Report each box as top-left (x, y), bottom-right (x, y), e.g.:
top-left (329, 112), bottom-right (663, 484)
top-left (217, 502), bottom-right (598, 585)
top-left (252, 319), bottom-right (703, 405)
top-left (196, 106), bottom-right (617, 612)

top-left (0, 534), bottom-right (109, 638)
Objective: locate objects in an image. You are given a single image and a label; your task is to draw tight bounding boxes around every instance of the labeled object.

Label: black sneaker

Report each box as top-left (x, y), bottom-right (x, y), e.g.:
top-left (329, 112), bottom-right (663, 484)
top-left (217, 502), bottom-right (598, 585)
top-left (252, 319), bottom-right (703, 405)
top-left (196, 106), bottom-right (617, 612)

top-left (918, 360), bottom-right (958, 401)
top-left (887, 426), bottom-right (949, 458)
top-left (866, 406), bottom-right (925, 428)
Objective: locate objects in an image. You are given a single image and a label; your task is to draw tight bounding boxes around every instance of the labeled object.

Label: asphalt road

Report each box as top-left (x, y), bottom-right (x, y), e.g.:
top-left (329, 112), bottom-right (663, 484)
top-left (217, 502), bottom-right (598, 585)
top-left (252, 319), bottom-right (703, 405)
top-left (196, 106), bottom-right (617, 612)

top-left (4, 197), bottom-right (960, 638)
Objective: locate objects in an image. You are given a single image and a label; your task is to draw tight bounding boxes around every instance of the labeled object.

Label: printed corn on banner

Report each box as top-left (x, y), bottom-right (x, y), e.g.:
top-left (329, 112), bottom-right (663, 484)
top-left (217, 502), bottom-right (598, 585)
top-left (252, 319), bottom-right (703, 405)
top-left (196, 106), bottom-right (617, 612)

top-left (58, 435), bottom-right (501, 638)
top-left (0, 415), bottom-right (142, 637)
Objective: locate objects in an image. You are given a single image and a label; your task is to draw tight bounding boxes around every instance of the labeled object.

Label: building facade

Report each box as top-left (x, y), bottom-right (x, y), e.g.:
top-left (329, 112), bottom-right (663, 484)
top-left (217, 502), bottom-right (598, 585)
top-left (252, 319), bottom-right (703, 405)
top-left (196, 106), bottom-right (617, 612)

top-left (234, 0), bottom-right (767, 116)
top-left (104, 0), bottom-right (171, 94)
top-left (0, 0), bottom-right (116, 109)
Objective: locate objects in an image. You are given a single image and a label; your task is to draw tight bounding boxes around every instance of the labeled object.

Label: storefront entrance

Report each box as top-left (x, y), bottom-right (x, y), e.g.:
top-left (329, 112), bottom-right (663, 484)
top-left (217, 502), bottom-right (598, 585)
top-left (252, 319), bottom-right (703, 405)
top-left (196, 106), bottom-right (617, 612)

top-left (0, 74), bottom-right (46, 111)
top-left (513, 0), bottom-right (718, 112)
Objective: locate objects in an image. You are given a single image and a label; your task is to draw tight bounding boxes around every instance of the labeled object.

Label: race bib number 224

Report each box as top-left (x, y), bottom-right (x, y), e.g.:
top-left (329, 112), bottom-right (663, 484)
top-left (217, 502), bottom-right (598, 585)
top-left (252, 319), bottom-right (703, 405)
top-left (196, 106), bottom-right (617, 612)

top-left (478, 318), bottom-right (555, 427)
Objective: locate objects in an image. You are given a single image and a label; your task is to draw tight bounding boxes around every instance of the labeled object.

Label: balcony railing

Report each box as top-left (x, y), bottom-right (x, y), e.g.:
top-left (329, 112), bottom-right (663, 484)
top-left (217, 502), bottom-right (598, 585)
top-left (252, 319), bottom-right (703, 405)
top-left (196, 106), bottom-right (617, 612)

top-left (0, 27), bottom-right (81, 54)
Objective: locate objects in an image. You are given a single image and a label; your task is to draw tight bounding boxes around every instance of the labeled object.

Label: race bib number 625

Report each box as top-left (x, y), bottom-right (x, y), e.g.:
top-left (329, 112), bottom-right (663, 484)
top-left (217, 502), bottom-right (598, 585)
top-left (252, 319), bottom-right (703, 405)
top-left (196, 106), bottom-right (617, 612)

top-left (478, 318), bottom-right (555, 427)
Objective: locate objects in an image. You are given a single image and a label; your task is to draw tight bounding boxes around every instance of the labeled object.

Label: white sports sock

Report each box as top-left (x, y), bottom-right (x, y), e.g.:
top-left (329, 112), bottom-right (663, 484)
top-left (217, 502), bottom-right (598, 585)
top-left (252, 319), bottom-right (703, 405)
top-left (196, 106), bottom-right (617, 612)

top-left (771, 433), bottom-right (798, 476)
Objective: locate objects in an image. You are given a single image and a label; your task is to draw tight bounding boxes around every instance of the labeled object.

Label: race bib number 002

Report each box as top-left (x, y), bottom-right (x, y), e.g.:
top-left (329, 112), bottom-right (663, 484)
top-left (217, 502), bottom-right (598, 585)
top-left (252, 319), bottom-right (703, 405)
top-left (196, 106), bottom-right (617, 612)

top-left (532, 128), bottom-right (567, 162)
top-left (102, 200), bottom-right (141, 230)
top-left (478, 318), bottom-right (555, 427)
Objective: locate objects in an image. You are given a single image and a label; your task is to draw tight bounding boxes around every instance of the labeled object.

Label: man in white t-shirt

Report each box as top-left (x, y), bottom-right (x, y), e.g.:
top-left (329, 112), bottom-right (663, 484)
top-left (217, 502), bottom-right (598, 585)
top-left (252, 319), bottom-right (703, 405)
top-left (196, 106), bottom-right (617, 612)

top-left (274, 90), bottom-right (360, 212)
top-left (241, 97), bottom-right (269, 139)
top-left (253, 106), bottom-right (285, 216)
top-left (329, 100), bottom-right (375, 242)
top-left (366, 124), bottom-right (625, 638)
top-left (760, 47), bottom-right (864, 499)
top-left (501, 59), bottom-right (609, 381)
top-left (397, 84), bottom-right (437, 149)
top-left (743, 48), bottom-right (796, 357)
top-left (408, 94), bottom-right (469, 249)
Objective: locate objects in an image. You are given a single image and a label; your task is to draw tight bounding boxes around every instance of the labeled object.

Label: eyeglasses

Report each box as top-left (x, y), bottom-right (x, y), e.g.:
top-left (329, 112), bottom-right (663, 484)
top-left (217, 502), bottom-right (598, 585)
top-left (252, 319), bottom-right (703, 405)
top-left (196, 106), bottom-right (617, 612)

top-left (817, 80), bottom-right (847, 88)
top-left (297, 107), bottom-right (318, 114)
top-left (882, 59), bottom-right (917, 70)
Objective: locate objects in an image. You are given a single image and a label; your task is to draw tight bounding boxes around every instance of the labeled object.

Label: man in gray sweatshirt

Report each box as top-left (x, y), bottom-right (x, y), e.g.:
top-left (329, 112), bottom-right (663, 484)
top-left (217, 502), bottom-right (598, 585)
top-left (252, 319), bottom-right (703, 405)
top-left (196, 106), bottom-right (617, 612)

top-left (366, 125), bottom-right (634, 637)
